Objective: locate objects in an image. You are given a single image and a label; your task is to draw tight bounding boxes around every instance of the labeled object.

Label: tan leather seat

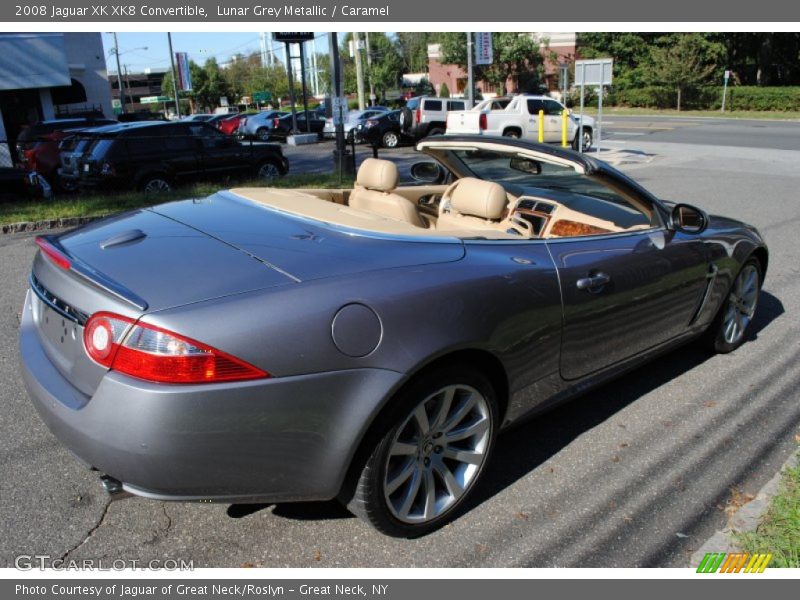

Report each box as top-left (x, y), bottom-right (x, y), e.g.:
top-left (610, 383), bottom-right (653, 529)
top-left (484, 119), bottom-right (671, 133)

top-left (437, 177), bottom-right (509, 231)
top-left (349, 158), bottom-right (426, 227)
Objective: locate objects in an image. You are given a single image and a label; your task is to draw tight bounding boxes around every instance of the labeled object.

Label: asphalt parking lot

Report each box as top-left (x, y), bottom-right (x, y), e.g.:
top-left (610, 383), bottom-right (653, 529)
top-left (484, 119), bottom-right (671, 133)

top-left (1, 133), bottom-right (799, 568)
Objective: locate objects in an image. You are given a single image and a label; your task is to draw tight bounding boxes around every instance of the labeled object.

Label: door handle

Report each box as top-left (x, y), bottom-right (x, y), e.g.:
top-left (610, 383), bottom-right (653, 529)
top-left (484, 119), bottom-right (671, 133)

top-left (576, 272), bottom-right (611, 291)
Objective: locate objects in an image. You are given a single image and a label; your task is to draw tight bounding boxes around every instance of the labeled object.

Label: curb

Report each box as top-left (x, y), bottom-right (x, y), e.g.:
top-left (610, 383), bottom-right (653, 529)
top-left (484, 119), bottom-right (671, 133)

top-left (690, 449), bottom-right (799, 565)
top-left (1, 215), bottom-right (104, 236)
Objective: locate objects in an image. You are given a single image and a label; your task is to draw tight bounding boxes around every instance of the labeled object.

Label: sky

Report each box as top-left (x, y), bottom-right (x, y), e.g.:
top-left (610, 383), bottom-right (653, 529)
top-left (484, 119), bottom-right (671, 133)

top-left (102, 32), bottom-right (332, 74)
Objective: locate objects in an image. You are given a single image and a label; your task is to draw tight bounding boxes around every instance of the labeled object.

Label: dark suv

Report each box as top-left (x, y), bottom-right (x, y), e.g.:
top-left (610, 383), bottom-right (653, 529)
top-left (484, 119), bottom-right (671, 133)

top-left (76, 121), bottom-right (289, 192)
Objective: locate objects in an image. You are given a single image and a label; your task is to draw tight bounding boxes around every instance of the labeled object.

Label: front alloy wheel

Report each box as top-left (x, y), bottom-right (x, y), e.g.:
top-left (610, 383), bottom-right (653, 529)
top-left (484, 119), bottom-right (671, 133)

top-left (142, 177), bottom-right (171, 193)
top-left (382, 131), bottom-right (399, 148)
top-left (257, 161), bottom-right (281, 180)
top-left (707, 257), bottom-right (762, 353)
top-left (347, 367), bottom-right (497, 537)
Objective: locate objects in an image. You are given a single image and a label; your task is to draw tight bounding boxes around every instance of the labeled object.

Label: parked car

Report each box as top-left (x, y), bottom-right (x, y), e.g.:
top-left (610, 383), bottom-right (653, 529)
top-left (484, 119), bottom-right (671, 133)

top-left (446, 94), bottom-right (596, 150)
top-left (238, 110), bottom-right (288, 141)
top-left (15, 118), bottom-right (117, 186)
top-left (270, 110), bottom-right (326, 140)
top-left (323, 108), bottom-right (389, 141)
top-left (56, 124), bottom-right (126, 191)
top-left (399, 96), bottom-right (467, 141)
top-left (20, 135), bottom-right (767, 538)
top-left (217, 113), bottom-right (250, 136)
top-left (181, 114), bottom-right (215, 122)
top-left (0, 167), bottom-right (51, 201)
top-left (74, 121), bottom-right (288, 192)
top-left (357, 110), bottom-right (407, 148)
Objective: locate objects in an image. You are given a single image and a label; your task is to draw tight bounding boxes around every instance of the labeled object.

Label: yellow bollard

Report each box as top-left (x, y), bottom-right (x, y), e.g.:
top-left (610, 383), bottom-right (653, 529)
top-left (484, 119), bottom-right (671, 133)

top-left (561, 109), bottom-right (569, 147)
top-left (538, 109), bottom-right (544, 143)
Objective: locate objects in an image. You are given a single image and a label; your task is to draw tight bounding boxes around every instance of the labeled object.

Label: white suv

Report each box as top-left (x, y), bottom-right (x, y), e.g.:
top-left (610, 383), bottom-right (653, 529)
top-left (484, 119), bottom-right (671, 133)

top-left (400, 96), bottom-right (467, 140)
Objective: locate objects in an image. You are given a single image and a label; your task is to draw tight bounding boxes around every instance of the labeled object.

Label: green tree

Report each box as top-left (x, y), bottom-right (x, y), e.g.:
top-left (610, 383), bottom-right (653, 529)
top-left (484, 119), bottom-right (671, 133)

top-left (439, 82), bottom-right (450, 97)
top-left (439, 32), bottom-right (544, 95)
top-left (364, 33), bottom-right (403, 100)
top-left (645, 34), bottom-right (724, 110)
top-left (396, 32), bottom-right (440, 73)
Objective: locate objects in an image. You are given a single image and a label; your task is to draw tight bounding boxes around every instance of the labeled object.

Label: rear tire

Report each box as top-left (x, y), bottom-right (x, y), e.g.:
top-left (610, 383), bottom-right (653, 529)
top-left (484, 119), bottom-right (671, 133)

top-left (503, 129), bottom-right (521, 139)
top-left (256, 160), bottom-right (282, 181)
top-left (346, 366), bottom-right (498, 537)
top-left (139, 174), bottom-right (172, 193)
top-left (704, 257), bottom-right (762, 353)
top-left (572, 128), bottom-right (593, 151)
top-left (427, 127), bottom-right (445, 137)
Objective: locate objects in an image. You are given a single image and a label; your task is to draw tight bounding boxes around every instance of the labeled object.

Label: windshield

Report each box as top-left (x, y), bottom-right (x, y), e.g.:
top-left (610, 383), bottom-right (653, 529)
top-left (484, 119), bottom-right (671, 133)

top-left (450, 148), bottom-right (654, 229)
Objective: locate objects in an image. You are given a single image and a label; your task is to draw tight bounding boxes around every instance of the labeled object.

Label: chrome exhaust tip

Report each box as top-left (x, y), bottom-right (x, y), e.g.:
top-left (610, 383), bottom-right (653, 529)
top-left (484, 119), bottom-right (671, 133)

top-left (100, 475), bottom-right (133, 501)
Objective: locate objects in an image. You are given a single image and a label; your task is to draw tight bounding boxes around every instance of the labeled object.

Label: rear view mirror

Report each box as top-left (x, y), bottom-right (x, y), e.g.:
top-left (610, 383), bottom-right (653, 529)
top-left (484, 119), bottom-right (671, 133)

top-left (670, 203), bottom-right (708, 234)
top-left (510, 157), bottom-right (542, 175)
top-left (410, 161), bottom-right (445, 184)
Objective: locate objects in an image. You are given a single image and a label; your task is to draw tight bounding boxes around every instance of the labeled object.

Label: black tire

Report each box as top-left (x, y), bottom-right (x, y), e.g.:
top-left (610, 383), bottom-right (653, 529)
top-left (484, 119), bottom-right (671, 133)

top-left (572, 128), bottom-right (593, 151)
top-left (503, 129), bottom-right (521, 139)
top-left (256, 127), bottom-right (271, 141)
top-left (399, 107), bottom-right (413, 132)
top-left (427, 127), bottom-right (445, 137)
top-left (382, 130), bottom-right (400, 148)
top-left (346, 365), bottom-right (499, 537)
top-left (704, 257), bottom-right (762, 353)
top-left (138, 173), bottom-right (172, 193)
top-left (255, 160), bottom-right (282, 181)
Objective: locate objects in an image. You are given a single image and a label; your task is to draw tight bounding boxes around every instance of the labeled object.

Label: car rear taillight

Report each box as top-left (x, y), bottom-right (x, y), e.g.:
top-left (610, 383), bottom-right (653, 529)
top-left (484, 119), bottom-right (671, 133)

top-left (479, 113), bottom-right (488, 130)
top-left (416, 108), bottom-right (421, 124)
top-left (35, 236), bottom-right (71, 270)
top-left (23, 148), bottom-right (36, 171)
top-left (82, 312), bottom-right (269, 384)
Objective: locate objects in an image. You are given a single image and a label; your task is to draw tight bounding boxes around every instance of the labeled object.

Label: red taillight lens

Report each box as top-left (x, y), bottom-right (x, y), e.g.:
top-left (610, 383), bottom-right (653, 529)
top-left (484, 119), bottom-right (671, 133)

top-left (83, 312), bottom-right (269, 384)
top-left (35, 237), bottom-right (71, 270)
top-left (415, 108), bottom-right (421, 124)
top-left (479, 113), bottom-right (488, 130)
top-left (23, 148), bottom-right (36, 170)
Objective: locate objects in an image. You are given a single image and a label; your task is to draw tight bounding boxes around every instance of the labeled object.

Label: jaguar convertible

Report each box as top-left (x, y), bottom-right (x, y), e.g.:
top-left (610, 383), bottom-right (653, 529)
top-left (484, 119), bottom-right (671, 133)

top-left (19, 136), bottom-right (767, 537)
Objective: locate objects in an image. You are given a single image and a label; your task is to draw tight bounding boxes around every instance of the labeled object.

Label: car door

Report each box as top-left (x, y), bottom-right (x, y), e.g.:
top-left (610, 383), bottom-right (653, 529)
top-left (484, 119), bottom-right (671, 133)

top-left (525, 99), bottom-right (546, 138)
top-left (547, 219), bottom-right (710, 381)
top-left (542, 100), bottom-right (566, 142)
top-left (160, 124), bottom-right (202, 180)
top-left (191, 123), bottom-right (247, 177)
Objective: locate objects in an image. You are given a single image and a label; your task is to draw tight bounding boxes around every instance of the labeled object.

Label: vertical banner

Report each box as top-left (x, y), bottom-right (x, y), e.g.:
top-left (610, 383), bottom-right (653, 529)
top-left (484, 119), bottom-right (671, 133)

top-left (474, 32), bottom-right (493, 65)
top-left (175, 51), bottom-right (193, 91)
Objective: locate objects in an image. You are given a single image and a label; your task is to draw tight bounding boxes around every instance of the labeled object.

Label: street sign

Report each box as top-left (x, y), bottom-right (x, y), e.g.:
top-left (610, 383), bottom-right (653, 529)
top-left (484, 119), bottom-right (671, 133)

top-left (220, 96), bottom-right (229, 107)
top-left (474, 32), bottom-right (493, 65)
top-left (332, 95), bottom-right (349, 126)
top-left (253, 91), bottom-right (272, 103)
top-left (575, 58), bottom-right (613, 87)
top-left (724, 70), bottom-right (731, 80)
top-left (140, 96), bottom-right (171, 104)
top-left (274, 32), bottom-right (314, 43)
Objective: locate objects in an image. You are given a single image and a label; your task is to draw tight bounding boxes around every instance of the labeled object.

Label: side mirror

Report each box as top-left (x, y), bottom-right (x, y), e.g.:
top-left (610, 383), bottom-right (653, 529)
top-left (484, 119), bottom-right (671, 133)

top-left (670, 203), bottom-right (708, 234)
top-left (410, 161), bottom-right (445, 184)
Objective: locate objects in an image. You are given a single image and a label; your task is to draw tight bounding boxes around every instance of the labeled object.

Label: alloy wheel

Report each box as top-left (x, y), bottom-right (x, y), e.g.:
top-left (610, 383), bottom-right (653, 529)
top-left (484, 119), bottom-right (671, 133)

top-left (383, 132), bottom-right (399, 148)
top-left (258, 162), bottom-right (281, 180)
top-left (143, 178), bottom-right (171, 193)
top-left (382, 384), bottom-right (492, 524)
top-left (722, 264), bottom-right (760, 345)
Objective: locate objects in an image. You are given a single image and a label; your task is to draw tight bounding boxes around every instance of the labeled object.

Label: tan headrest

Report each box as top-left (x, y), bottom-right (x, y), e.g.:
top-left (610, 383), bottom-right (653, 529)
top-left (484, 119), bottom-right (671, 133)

top-left (356, 158), bottom-right (399, 192)
top-left (450, 178), bottom-right (507, 220)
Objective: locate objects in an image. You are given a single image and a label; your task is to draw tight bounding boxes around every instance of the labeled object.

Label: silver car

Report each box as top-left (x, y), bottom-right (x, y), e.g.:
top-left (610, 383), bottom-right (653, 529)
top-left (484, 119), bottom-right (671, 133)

top-left (323, 108), bottom-right (389, 141)
top-left (239, 110), bottom-right (288, 141)
top-left (19, 136), bottom-right (767, 537)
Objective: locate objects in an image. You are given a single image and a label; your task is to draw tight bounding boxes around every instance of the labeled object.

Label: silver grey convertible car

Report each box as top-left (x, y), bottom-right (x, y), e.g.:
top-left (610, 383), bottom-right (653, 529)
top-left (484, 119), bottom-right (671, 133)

top-left (20, 136), bottom-right (767, 537)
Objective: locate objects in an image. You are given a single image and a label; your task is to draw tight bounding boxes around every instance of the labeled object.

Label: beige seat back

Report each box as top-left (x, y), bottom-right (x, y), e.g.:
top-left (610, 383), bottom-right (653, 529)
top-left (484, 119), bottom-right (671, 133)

top-left (349, 158), bottom-right (426, 227)
top-left (437, 177), bottom-right (509, 231)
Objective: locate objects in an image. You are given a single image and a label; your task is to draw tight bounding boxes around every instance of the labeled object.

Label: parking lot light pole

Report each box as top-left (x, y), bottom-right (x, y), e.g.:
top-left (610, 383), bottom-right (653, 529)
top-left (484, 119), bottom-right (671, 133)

top-left (329, 32), bottom-right (346, 184)
top-left (167, 33), bottom-right (181, 118)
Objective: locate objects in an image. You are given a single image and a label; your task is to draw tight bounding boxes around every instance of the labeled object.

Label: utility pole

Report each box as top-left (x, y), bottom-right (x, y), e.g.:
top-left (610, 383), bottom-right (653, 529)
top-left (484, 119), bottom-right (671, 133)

top-left (299, 41), bottom-right (309, 117)
top-left (329, 33), bottom-right (347, 182)
top-left (167, 32), bottom-right (181, 118)
top-left (285, 42), bottom-right (298, 133)
top-left (467, 32), bottom-right (474, 108)
top-left (112, 32), bottom-right (126, 114)
top-left (353, 32), bottom-right (366, 110)
top-left (365, 32), bottom-right (375, 106)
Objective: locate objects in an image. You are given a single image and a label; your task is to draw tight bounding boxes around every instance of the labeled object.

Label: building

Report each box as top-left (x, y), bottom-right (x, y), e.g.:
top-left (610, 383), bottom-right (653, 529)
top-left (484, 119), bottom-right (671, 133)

top-left (426, 33), bottom-right (577, 98)
top-left (108, 67), bottom-right (169, 114)
top-left (0, 33), bottom-right (113, 163)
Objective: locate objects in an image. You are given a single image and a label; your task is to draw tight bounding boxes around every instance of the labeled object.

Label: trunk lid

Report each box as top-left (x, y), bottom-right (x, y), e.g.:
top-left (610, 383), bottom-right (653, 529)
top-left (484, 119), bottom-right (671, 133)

top-left (148, 191), bottom-right (465, 281)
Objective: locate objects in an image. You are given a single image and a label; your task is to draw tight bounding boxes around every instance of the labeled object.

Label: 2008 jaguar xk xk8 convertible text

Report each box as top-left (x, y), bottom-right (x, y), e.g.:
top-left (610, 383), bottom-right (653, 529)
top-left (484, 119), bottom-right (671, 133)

top-left (19, 136), bottom-right (767, 537)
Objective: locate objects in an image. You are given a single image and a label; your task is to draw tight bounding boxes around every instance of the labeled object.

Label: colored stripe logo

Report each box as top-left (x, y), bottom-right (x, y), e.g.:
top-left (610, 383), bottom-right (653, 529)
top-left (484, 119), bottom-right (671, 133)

top-left (696, 552), bottom-right (772, 573)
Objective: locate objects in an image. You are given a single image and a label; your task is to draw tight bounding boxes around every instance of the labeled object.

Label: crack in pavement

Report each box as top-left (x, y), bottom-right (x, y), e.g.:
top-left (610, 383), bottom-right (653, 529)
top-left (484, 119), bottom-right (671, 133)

top-left (58, 498), bottom-right (112, 562)
top-left (160, 503), bottom-right (173, 537)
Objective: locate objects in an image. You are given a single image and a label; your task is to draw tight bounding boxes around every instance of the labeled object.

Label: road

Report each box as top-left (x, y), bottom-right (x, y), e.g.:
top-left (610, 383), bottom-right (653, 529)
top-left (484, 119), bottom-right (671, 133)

top-left (1, 136), bottom-right (798, 568)
top-left (598, 114), bottom-right (800, 151)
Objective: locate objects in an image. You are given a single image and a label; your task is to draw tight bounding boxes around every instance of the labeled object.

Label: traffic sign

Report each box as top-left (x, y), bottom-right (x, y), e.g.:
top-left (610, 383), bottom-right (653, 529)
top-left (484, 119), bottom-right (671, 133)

top-left (274, 32), bottom-right (314, 43)
top-left (253, 91), bottom-right (272, 103)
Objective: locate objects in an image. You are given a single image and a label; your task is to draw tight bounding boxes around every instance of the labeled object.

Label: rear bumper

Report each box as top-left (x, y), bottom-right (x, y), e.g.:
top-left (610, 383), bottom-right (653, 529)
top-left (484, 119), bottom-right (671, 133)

top-left (19, 291), bottom-right (404, 503)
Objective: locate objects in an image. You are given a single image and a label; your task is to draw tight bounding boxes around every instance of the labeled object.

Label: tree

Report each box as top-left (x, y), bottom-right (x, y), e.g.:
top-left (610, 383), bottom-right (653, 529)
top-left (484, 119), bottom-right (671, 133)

top-left (396, 32), bottom-right (440, 73)
top-left (364, 33), bottom-right (403, 100)
top-left (439, 32), bottom-right (544, 95)
top-left (439, 82), bottom-right (450, 97)
top-left (645, 34), bottom-right (724, 110)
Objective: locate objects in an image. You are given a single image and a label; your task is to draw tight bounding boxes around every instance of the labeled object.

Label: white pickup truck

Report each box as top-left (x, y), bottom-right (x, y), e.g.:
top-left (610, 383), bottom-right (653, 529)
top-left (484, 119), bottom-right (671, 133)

top-left (446, 95), bottom-right (595, 151)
